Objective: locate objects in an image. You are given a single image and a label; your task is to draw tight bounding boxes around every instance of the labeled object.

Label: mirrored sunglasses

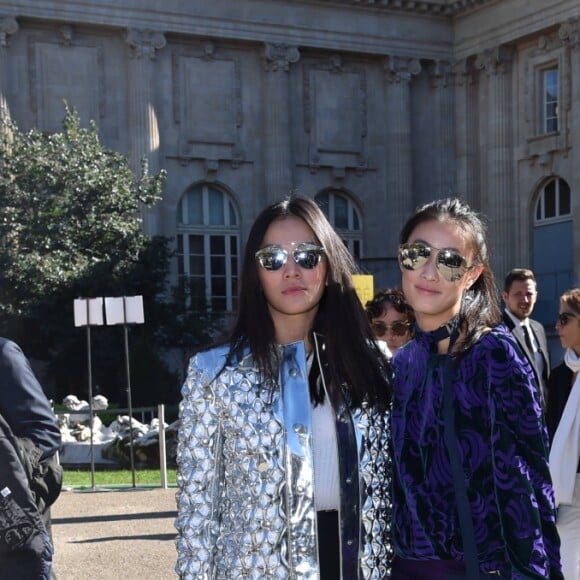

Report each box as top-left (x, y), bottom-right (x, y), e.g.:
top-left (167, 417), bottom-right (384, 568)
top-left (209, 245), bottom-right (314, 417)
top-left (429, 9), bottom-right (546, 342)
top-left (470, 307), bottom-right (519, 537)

top-left (557, 312), bottom-right (578, 326)
top-left (371, 320), bottom-right (412, 337)
top-left (398, 242), bottom-right (470, 282)
top-left (255, 243), bottom-right (325, 271)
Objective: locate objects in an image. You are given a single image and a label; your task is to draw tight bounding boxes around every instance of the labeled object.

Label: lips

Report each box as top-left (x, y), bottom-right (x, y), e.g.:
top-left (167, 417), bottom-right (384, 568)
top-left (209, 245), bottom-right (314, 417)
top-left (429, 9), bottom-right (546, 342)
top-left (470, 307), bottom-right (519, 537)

top-left (282, 286), bottom-right (307, 295)
top-left (415, 285), bottom-right (439, 295)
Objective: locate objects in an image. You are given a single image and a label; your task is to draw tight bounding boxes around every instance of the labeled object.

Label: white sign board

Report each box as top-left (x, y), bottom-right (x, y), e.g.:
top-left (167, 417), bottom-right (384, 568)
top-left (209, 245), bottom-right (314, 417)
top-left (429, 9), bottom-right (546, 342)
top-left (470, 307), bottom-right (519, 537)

top-left (73, 298), bottom-right (104, 327)
top-left (104, 295), bottom-right (144, 325)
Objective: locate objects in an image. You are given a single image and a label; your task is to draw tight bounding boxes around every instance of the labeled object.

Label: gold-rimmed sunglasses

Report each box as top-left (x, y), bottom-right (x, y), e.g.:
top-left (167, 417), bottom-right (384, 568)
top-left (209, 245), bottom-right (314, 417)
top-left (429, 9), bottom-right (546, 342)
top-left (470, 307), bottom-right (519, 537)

top-left (371, 320), bottom-right (412, 337)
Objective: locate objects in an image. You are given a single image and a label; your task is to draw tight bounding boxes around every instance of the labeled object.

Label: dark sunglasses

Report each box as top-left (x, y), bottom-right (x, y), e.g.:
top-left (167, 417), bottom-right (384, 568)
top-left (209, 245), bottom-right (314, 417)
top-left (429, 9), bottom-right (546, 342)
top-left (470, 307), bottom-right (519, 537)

top-left (371, 320), bottom-right (412, 337)
top-left (557, 312), bottom-right (578, 326)
top-left (255, 243), bottom-right (325, 271)
top-left (399, 242), bottom-right (471, 282)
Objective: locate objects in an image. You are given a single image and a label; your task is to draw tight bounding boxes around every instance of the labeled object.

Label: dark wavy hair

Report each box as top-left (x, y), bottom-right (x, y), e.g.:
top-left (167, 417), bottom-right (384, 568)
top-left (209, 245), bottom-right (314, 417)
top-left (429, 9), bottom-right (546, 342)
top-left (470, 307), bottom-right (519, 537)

top-left (399, 197), bottom-right (501, 352)
top-left (225, 196), bottom-right (391, 408)
top-left (365, 287), bottom-right (415, 326)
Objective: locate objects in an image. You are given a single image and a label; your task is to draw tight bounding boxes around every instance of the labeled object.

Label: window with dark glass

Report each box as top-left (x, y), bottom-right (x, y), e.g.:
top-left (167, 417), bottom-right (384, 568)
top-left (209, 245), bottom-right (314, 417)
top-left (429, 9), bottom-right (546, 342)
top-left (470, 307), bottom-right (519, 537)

top-left (535, 178), bottom-right (572, 224)
top-left (543, 68), bottom-right (559, 134)
top-left (177, 185), bottom-right (239, 311)
top-left (315, 190), bottom-right (362, 259)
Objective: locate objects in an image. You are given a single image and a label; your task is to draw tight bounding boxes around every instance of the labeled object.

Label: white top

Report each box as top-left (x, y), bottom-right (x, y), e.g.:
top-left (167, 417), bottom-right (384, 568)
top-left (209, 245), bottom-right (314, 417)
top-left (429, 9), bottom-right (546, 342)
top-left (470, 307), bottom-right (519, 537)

top-left (307, 350), bottom-right (340, 511)
top-left (312, 400), bottom-right (340, 511)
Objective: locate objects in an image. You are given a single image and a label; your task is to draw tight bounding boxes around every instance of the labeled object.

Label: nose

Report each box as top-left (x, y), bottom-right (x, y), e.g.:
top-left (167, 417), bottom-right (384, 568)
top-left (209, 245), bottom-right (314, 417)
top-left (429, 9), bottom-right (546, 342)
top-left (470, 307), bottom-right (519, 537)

top-left (420, 253), bottom-right (439, 280)
top-left (283, 256), bottom-right (301, 277)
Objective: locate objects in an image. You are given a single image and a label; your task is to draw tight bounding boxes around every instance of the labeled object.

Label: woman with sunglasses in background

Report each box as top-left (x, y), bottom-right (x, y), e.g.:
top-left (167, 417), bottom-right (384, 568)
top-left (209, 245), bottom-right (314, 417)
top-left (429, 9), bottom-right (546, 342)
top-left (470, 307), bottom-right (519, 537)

top-left (366, 287), bottom-right (415, 357)
top-left (390, 198), bottom-right (562, 579)
top-left (175, 196), bottom-right (393, 579)
top-left (547, 287), bottom-right (580, 579)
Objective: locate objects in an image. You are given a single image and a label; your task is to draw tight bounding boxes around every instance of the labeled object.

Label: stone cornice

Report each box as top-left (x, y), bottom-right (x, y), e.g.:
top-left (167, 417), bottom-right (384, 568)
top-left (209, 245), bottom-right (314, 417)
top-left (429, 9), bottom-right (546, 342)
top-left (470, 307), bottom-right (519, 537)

top-left (300, 0), bottom-right (498, 17)
top-left (0, 0), bottom-right (455, 61)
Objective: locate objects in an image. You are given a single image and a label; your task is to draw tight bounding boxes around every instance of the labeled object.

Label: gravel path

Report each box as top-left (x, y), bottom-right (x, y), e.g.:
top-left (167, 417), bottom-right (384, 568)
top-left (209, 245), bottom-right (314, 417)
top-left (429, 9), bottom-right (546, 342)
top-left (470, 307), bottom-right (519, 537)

top-left (51, 487), bottom-right (178, 579)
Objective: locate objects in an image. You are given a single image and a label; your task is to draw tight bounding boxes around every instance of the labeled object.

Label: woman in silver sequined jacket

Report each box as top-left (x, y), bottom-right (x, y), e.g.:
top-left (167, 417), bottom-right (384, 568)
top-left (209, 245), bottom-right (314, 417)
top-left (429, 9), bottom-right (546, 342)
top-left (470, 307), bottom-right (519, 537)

top-left (175, 197), bottom-right (393, 579)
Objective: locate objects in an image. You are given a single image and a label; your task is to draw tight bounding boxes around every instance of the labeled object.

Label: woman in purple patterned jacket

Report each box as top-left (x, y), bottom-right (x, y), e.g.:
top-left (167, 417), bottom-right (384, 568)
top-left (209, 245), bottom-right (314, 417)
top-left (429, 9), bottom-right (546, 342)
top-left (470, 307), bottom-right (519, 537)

top-left (390, 198), bottom-right (562, 579)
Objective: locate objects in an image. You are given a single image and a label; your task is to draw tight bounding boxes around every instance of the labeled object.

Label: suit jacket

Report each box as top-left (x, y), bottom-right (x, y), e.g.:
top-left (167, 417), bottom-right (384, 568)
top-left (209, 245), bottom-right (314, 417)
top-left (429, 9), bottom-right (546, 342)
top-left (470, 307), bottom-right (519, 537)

top-left (502, 313), bottom-right (550, 404)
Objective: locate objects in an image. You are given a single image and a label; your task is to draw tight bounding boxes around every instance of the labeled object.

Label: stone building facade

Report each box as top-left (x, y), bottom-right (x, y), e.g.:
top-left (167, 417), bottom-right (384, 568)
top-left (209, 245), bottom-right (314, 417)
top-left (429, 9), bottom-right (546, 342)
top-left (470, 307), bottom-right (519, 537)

top-left (0, 0), bottom-right (578, 351)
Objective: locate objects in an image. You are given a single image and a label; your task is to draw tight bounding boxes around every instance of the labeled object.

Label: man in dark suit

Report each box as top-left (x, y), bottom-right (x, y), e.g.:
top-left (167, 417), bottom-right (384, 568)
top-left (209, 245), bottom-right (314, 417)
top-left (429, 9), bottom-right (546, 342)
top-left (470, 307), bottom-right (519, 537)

top-left (0, 337), bottom-right (62, 579)
top-left (502, 268), bottom-right (550, 406)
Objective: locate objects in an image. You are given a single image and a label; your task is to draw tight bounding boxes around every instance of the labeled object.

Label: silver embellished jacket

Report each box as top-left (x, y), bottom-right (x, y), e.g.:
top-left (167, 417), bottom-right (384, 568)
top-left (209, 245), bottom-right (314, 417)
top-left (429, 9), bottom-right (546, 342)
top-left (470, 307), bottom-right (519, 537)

top-left (175, 339), bottom-right (392, 579)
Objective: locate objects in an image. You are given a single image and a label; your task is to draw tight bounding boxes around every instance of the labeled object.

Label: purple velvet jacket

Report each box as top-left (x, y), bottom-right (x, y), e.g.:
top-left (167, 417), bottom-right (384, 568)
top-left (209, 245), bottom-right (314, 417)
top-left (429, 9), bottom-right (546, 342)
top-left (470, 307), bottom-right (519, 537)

top-left (391, 324), bottom-right (562, 579)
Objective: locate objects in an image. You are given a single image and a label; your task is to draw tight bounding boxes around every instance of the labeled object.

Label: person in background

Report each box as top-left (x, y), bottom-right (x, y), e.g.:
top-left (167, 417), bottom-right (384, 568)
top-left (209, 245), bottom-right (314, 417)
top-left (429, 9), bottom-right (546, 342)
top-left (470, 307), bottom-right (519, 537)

top-left (174, 196), bottom-right (393, 579)
top-left (390, 198), bottom-right (561, 579)
top-left (502, 268), bottom-right (550, 406)
top-left (0, 337), bottom-right (63, 579)
top-left (546, 287), bottom-right (580, 580)
top-left (365, 287), bottom-right (414, 357)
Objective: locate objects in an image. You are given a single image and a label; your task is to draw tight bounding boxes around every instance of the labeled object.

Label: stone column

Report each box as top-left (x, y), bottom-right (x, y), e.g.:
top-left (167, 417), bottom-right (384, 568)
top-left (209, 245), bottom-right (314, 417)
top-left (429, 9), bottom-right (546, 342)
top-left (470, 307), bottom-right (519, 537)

top-left (383, 55), bottom-right (421, 253)
top-left (125, 28), bottom-right (166, 235)
top-left (559, 18), bottom-right (580, 283)
top-left (262, 43), bottom-right (300, 202)
top-left (0, 16), bottom-right (18, 135)
top-left (453, 58), bottom-right (479, 207)
top-left (429, 60), bottom-right (456, 197)
top-left (475, 46), bottom-right (514, 279)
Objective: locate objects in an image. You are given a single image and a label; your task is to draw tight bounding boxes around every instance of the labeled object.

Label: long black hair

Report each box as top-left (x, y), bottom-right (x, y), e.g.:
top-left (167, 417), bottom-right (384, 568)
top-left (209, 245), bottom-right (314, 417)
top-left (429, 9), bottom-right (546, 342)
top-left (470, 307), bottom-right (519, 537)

top-left (399, 197), bottom-right (501, 352)
top-left (226, 196), bottom-right (391, 409)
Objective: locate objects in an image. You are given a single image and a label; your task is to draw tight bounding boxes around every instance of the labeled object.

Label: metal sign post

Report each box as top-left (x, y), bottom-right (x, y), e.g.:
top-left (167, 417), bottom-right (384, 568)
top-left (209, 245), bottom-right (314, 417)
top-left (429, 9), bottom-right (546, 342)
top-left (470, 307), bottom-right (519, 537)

top-left (104, 295), bottom-right (145, 488)
top-left (73, 297), bottom-right (104, 490)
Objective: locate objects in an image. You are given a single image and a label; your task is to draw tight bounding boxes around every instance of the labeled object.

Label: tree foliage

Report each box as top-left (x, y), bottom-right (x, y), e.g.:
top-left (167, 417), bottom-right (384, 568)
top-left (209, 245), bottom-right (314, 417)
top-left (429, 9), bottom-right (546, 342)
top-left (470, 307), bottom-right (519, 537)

top-left (0, 107), bottom-right (220, 405)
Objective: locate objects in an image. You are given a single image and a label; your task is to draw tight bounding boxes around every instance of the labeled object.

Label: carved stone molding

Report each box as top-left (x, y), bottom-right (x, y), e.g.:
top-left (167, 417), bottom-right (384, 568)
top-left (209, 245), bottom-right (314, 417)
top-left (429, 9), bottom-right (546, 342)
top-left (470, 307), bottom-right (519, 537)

top-left (28, 37), bottom-right (105, 125)
top-left (125, 28), bottom-right (166, 60)
top-left (313, 0), bottom-right (495, 16)
top-left (429, 59), bottom-right (452, 88)
top-left (559, 18), bottom-right (580, 49)
top-left (58, 25), bottom-right (74, 46)
top-left (262, 43), bottom-right (300, 72)
top-left (451, 58), bottom-right (476, 86)
top-left (384, 55), bottom-right (421, 84)
top-left (202, 41), bottom-right (216, 60)
top-left (0, 16), bottom-right (18, 48)
top-left (172, 46), bottom-right (244, 166)
top-left (474, 46), bottom-right (513, 75)
top-left (303, 58), bottom-right (368, 173)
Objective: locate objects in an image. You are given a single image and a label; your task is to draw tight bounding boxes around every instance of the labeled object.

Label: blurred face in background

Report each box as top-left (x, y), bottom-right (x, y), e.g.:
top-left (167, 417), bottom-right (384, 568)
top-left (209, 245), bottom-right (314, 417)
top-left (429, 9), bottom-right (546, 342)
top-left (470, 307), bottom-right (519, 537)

top-left (503, 279), bottom-right (538, 321)
top-left (371, 304), bottom-right (413, 355)
top-left (555, 300), bottom-right (580, 356)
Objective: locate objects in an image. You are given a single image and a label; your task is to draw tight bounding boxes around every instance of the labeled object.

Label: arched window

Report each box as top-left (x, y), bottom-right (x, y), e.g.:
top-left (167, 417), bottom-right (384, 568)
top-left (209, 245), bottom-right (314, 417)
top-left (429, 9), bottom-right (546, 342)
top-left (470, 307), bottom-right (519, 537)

top-left (315, 190), bottom-right (362, 259)
top-left (176, 184), bottom-right (239, 311)
top-left (532, 177), bottom-right (573, 330)
top-left (535, 177), bottom-right (571, 224)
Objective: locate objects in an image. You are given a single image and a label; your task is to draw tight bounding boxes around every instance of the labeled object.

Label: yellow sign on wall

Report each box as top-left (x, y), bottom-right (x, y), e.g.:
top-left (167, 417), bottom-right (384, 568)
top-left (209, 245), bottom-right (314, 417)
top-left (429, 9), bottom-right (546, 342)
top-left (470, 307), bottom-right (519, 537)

top-left (352, 274), bottom-right (374, 306)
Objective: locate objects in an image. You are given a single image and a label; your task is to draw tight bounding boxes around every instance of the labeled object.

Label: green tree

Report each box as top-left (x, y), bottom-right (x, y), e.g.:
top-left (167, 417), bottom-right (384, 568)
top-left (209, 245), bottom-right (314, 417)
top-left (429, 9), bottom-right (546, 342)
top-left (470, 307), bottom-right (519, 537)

top-left (0, 107), bottom-right (220, 405)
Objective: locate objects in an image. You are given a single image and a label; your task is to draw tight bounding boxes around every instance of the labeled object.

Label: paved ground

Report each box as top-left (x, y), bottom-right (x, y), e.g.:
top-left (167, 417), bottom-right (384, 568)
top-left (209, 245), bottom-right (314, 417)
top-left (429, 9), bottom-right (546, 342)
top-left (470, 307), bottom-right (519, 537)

top-left (51, 487), bottom-right (178, 580)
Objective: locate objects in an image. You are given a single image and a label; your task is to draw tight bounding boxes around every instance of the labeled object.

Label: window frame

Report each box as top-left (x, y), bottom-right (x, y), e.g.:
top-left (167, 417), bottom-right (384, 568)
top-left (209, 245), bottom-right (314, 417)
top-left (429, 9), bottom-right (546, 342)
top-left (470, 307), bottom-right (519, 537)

top-left (541, 67), bottom-right (559, 135)
top-left (534, 177), bottom-right (572, 226)
top-left (176, 184), bottom-right (239, 312)
top-left (315, 190), bottom-right (363, 259)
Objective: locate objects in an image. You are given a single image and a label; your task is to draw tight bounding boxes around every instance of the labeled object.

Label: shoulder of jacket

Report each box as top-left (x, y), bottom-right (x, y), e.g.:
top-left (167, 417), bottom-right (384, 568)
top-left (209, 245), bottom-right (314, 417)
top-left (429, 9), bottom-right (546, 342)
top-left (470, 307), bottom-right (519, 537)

top-left (529, 318), bottom-right (546, 331)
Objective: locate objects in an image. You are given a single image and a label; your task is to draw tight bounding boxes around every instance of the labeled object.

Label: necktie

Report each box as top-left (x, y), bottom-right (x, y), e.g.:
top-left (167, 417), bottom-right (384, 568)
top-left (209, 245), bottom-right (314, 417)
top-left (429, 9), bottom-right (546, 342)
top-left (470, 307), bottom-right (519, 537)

top-left (522, 324), bottom-right (534, 353)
